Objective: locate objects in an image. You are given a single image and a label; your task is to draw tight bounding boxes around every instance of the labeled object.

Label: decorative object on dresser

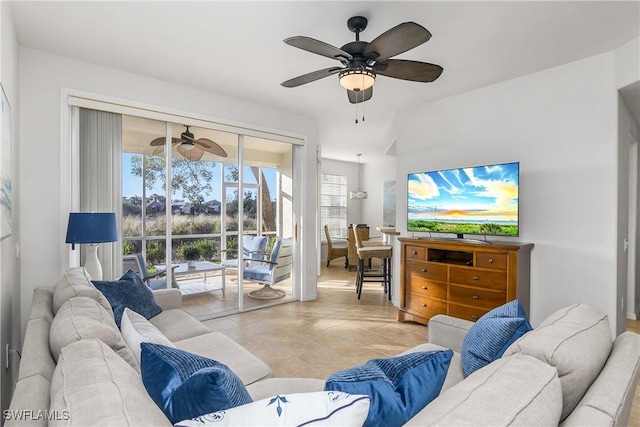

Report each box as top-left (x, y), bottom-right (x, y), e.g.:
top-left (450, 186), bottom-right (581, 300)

top-left (397, 238), bottom-right (533, 325)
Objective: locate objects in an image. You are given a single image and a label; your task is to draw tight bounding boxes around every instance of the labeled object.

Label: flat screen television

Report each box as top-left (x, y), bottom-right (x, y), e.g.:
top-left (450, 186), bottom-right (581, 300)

top-left (407, 161), bottom-right (519, 237)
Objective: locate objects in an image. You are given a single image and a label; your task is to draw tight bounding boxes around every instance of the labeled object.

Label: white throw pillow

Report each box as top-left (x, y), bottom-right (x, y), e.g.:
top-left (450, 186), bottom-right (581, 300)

top-left (175, 391), bottom-right (370, 427)
top-left (121, 307), bottom-right (175, 364)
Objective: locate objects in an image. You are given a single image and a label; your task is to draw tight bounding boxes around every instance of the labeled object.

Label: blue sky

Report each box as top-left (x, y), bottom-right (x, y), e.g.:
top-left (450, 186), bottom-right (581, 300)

top-left (407, 162), bottom-right (519, 222)
top-left (122, 153), bottom-right (277, 202)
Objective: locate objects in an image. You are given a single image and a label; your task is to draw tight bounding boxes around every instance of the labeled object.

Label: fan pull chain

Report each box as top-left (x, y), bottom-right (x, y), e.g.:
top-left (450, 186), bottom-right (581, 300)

top-left (355, 94), bottom-right (358, 124)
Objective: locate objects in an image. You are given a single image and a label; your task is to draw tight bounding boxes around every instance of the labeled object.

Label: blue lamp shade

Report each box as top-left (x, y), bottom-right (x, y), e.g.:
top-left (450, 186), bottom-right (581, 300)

top-left (65, 212), bottom-right (118, 249)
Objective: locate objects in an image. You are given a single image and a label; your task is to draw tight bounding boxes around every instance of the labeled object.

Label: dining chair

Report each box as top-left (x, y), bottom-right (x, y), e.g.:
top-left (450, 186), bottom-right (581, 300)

top-left (352, 224), bottom-right (392, 300)
top-left (324, 225), bottom-right (348, 267)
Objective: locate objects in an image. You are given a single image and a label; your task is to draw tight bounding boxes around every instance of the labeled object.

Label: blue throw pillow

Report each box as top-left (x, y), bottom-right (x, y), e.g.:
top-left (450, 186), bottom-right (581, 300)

top-left (92, 269), bottom-right (162, 328)
top-left (325, 350), bottom-right (453, 427)
top-left (140, 343), bottom-right (252, 423)
top-left (461, 299), bottom-right (532, 377)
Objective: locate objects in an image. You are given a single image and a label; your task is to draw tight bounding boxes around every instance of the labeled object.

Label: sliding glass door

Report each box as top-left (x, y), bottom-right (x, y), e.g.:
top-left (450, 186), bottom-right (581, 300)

top-left (117, 114), bottom-right (296, 319)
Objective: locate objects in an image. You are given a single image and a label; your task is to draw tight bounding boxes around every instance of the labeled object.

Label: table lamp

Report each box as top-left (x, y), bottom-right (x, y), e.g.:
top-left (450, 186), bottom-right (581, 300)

top-left (65, 212), bottom-right (118, 280)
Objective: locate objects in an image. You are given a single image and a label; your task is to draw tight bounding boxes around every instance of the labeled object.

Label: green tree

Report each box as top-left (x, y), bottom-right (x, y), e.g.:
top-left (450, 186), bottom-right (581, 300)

top-left (130, 155), bottom-right (216, 209)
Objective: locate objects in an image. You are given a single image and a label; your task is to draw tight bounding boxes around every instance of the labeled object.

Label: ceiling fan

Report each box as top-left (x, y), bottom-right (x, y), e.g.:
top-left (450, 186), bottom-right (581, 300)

top-left (281, 16), bottom-right (443, 104)
top-left (149, 126), bottom-right (227, 161)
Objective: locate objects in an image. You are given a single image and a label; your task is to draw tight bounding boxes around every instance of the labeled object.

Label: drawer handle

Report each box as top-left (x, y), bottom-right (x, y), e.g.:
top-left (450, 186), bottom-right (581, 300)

top-left (421, 286), bottom-right (428, 290)
top-left (472, 315), bottom-right (479, 320)
top-left (472, 295), bottom-right (479, 300)
top-left (421, 269), bottom-right (428, 273)
top-left (413, 251), bottom-right (418, 255)
top-left (488, 258), bottom-right (494, 264)
top-left (422, 303), bottom-right (427, 307)
top-left (472, 276), bottom-right (479, 280)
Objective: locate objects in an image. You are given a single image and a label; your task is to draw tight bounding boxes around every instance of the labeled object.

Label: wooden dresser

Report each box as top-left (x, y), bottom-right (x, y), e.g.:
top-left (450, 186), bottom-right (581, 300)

top-left (397, 238), bottom-right (533, 325)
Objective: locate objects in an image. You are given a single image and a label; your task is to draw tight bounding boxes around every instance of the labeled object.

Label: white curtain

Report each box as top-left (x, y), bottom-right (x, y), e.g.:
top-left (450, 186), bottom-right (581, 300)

top-left (79, 108), bottom-right (122, 280)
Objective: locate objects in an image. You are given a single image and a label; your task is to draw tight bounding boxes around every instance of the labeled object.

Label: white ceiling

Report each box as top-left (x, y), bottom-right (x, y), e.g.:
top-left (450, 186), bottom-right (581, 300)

top-left (10, 1), bottom-right (640, 163)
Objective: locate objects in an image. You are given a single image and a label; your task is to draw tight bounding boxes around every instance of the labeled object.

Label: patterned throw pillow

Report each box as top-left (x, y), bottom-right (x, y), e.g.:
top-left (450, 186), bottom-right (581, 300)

top-left (324, 350), bottom-right (453, 427)
top-left (461, 299), bottom-right (532, 377)
top-left (92, 269), bottom-right (162, 327)
top-left (175, 391), bottom-right (370, 427)
top-left (141, 343), bottom-right (252, 424)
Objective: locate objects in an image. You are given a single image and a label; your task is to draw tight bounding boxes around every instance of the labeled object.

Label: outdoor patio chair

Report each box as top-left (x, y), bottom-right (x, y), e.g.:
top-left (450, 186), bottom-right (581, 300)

top-left (122, 253), bottom-right (177, 290)
top-left (244, 237), bottom-right (293, 300)
top-left (221, 235), bottom-right (268, 269)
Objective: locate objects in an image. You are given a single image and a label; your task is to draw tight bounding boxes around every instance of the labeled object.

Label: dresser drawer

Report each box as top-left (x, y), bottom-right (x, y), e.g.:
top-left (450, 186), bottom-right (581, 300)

top-left (404, 294), bottom-right (447, 319)
top-left (448, 303), bottom-right (491, 322)
top-left (449, 267), bottom-right (507, 290)
top-left (449, 285), bottom-right (506, 310)
top-left (406, 260), bottom-right (447, 282)
top-left (406, 246), bottom-right (426, 260)
top-left (476, 253), bottom-right (508, 270)
top-left (406, 277), bottom-right (447, 300)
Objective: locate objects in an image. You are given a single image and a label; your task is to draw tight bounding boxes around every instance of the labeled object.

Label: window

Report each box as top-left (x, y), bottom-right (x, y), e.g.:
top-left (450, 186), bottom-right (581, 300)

top-left (321, 173), bottom-right (347, 240)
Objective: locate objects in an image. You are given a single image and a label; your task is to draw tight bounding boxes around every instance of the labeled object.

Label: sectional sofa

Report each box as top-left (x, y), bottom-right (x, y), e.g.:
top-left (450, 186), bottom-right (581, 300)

top-left (7, 267), bottom-right (640, 426)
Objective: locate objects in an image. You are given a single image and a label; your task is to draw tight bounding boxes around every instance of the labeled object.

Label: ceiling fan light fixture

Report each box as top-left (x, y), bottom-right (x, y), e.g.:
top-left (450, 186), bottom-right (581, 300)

top-left (339, 69), bottom-right (375, 91)
top-left (181, 141), bottom-right (196, 150)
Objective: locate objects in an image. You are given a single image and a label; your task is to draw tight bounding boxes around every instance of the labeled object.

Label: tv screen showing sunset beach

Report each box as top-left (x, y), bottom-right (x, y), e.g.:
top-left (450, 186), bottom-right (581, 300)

top-left (407, 162), bottom-right (519, 236)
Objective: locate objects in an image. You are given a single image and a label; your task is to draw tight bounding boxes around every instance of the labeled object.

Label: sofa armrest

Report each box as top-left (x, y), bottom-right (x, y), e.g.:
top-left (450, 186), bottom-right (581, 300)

top-left (152, 289), bottom-right (183, 310)
top-left (428, 315), bottom-right (474, 353)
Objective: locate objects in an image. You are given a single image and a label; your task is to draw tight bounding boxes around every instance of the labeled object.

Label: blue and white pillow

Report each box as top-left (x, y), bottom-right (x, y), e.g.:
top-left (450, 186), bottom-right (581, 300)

top-left (140, 343), bottom-right (252, 424)
top-left (175, 391), bottom-right (370, 427)
top-left (461, 299), bottom-right (532, 377)
top-left (92, 269), bottom-right (162, 327)
top-left (324, 350), bottom-right (453, 427)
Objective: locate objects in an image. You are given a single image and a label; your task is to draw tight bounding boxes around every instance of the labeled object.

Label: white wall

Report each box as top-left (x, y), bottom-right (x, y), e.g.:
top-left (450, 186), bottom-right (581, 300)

top-left (0, 0), bottom-right (20, 413)
top-left (395, 52), bottom-right (622, 333)
top-left (360, 156), bottom-right (396, 232)
top-left (19, 47), bottom-right (319, 334)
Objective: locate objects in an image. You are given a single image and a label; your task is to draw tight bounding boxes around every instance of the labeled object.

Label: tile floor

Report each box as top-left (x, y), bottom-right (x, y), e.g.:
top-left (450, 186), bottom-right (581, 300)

top-left (196, 265), bottom-right (639, 425)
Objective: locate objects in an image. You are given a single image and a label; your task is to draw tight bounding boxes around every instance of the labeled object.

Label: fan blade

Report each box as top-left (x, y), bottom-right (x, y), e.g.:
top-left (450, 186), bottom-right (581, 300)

top-left (177, 144), bottom-right (204, 161)
top-left (150, 137), bottom-right (180, 146)
top-left (347, 87), bottom-right (373, 104)
top-left (196, 138), bottom-right (228, 158)
top-left (284, 36), bottom-right (352, 61)
top-left (363, 22), bottom-right (431, 61)
top-left (373, 59), bottom-right (443, 82)
top-left (281, 67), bottom-right (342, 88)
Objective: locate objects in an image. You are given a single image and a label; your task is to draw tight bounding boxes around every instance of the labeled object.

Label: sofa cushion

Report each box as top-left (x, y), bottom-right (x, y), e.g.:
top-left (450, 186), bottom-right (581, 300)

top-left (175, 391), bottom-right (370, 427)
top-left (174, 332), bottom-right (272, 386)
top-left (141, 343), bottom-right (252, 424)
top-left (503, 303), bottom-right (612, 421)
top-left (245, 378), bottom-right (325, 401)
top-left (405, 354), bottom-right (563, 426)
top-left (49, 297), bottom-right (138, 371)
top-left (52, 267), bottom-right (113, 317)
top-left (325, 350), bottom-right (453, 427)
top-left (149, 309), bottom-right (211, 342)
top-left (49, 339), bottom-right (170, 426)
top-left (461, 299), bottom-right (532, 377)
top-left (92, 269), bottom-right (162, 328)
top-left (121, 308), bottom-right (175, 365)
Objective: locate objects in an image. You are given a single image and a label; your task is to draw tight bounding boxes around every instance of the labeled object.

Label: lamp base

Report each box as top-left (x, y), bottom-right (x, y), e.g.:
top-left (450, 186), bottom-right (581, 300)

top-left (84, 244), bottom-right (103, 280)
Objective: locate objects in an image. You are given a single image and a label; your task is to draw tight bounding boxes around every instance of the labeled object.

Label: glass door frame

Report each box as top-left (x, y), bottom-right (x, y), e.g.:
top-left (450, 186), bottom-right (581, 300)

top-left (64, 90), bottom-right (305, 316)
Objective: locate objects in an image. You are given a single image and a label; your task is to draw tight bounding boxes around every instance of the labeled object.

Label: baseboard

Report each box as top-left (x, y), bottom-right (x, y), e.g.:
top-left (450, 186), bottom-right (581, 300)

top-left (627, 311), bottom-right (637, 320)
